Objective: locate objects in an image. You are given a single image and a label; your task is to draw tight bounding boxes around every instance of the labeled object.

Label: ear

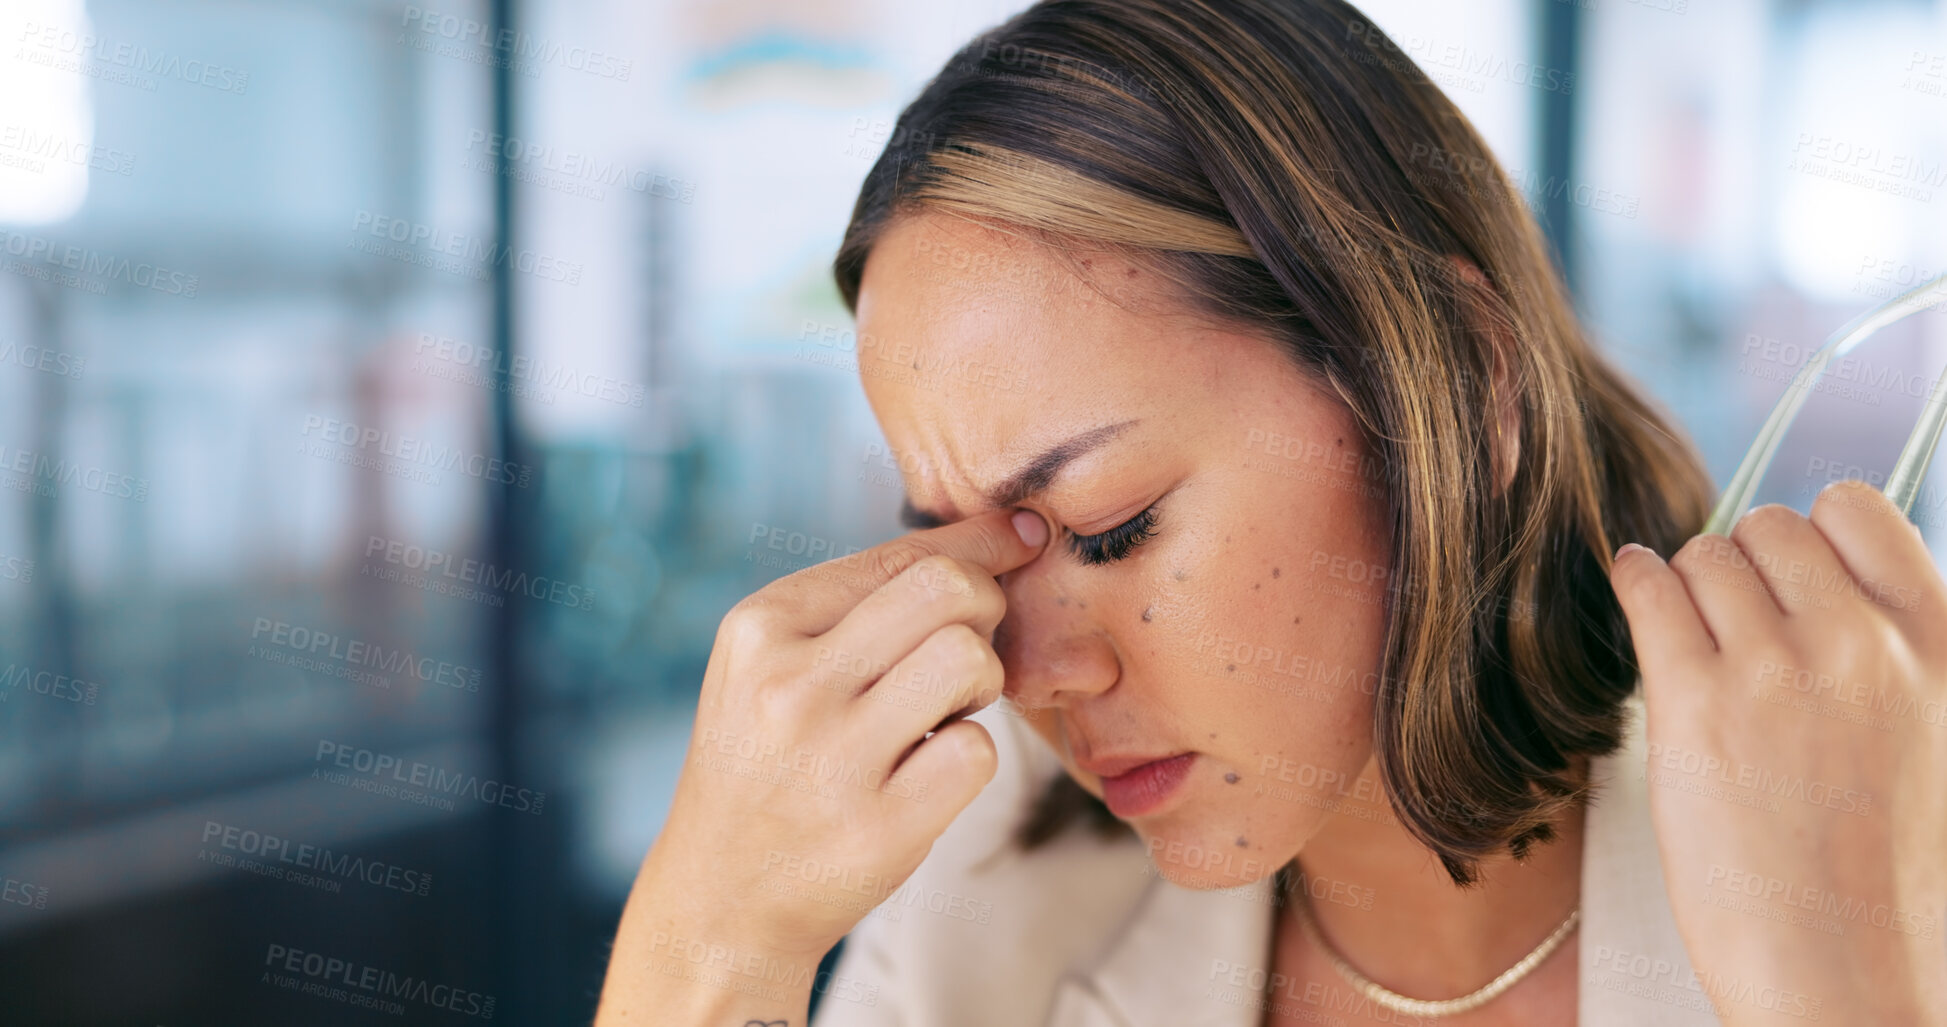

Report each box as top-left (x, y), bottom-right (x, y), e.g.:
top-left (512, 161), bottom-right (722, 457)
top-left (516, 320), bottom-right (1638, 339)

top-left (1448, 256), bottom-right (1522, 496)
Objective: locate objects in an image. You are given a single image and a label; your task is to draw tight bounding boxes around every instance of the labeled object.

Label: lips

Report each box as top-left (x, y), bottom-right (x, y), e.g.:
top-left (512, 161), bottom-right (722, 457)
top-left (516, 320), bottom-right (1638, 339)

top-left (1076, 753), bottom-right (1185, 779)
top-left (1086, 753), bottom-right (1197, 818)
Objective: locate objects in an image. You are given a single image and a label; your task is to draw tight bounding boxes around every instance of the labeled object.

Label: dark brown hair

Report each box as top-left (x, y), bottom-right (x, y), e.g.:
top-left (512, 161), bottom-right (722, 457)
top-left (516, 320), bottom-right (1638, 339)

top-left (831, 0), bottom-right (1712, 885)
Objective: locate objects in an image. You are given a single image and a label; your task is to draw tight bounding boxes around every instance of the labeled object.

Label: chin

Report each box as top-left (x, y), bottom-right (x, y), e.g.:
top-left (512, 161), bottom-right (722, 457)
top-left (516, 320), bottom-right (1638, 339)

top-left (1131, 817), bottom-right (1287, 892)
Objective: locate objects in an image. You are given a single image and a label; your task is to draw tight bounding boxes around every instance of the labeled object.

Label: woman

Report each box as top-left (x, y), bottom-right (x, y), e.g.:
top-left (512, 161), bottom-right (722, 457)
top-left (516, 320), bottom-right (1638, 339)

top-left (596, 1), bottom-right (1946, 1023)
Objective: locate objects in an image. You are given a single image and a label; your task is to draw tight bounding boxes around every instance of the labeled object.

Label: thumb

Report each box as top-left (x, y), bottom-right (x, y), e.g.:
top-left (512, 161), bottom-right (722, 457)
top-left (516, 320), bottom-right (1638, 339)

top-left (757, 506), bottom-right (1049, 631)
top-left (899, 506), bottom-right (1049, 580)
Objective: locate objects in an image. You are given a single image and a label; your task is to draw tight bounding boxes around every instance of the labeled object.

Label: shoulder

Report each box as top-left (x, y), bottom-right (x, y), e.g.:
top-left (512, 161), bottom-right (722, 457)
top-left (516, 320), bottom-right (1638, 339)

top-left (814, 703), bottom-right (1155, 1026)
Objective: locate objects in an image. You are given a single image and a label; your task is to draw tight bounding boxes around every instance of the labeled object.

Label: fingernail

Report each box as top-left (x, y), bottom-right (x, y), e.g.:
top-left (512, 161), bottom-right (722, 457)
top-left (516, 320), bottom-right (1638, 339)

top-left (1012, 509), bottom-right (1048, 548)
top-left (1614, 542), bottom-right (1650, 561)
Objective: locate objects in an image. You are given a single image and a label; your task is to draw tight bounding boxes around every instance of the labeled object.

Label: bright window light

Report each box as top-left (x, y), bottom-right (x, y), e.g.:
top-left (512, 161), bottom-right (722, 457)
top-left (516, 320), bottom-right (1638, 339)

top-left (0, 0), bottom-right (97, 224)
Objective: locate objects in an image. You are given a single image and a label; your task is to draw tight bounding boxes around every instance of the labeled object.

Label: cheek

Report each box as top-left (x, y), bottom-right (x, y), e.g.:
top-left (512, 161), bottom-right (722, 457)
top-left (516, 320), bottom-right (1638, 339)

top-left (1141, 490), bottom-right (1388, 752)
top-left (1127, 478), bottom-right (1389, 877)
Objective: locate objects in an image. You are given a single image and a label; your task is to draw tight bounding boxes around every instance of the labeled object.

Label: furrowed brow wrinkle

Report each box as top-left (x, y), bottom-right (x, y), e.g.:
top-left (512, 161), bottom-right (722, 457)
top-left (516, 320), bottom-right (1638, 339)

top-left (896, 419), bottom-right (1144, 527)
top-left (982, 419), bottom-right (1138, 508)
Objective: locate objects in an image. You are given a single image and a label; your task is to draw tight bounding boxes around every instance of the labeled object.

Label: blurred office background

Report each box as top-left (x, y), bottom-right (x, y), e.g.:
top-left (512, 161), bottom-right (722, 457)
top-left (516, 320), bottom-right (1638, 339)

top-left (0, 0), bottom-right (1942, 1022)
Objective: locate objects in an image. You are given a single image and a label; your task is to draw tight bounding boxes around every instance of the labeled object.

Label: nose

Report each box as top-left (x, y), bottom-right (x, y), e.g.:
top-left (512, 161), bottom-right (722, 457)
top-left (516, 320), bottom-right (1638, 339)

top-left (993, 564), bottom-right (1121, 714)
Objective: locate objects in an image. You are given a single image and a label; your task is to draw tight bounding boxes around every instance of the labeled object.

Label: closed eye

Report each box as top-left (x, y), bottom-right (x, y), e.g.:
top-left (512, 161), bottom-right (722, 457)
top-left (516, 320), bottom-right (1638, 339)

top-left (1066, 502), bottom-right (1160, 566)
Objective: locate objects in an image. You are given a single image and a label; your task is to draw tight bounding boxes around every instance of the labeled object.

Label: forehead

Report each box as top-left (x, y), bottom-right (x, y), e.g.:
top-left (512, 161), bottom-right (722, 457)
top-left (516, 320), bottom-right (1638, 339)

top-left (852, 213), bottom-right (1204, 504)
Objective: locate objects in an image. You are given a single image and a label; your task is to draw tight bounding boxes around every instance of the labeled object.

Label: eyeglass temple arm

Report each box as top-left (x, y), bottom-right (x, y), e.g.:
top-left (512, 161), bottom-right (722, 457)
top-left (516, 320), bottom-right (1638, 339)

top-left (1886, 357), bottom-right (1947, 520)
top-left (1702, 273), bottom-right (1947, 537)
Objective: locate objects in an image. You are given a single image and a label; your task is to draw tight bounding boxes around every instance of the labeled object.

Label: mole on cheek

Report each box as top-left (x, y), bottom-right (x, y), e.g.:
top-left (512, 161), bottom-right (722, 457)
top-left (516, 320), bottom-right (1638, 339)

top-left (1234, 837), bottom-right (1249, 848)
top-left (1142, 606), bottom-right (1154, 622)
top-left (1224, 772), bottom-right (1239, 784)
top-left (1172, 567), bottom-right (1188, 582)
top-left (1272, 567), bottom-right (1280, 578)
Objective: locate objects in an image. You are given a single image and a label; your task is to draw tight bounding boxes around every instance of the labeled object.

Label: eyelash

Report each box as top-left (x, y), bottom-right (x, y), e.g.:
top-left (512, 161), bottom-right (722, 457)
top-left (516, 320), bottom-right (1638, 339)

top-left (1065, 503), bottom-right (1161, 566)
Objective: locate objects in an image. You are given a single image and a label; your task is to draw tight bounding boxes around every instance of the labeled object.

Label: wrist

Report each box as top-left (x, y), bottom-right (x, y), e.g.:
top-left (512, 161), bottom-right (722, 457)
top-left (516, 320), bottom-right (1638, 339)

top-left (595, 962), bottom-right (808, 1027)
top-left (599, 868), bottom-right (827, 1027)
top-left (633, 844), bottom-right (840, 963)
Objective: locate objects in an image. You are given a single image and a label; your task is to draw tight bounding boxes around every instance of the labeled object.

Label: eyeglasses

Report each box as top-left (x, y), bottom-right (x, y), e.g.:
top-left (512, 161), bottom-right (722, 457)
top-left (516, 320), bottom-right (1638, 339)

top-left (1704, 273), bottom-right (1947, 536)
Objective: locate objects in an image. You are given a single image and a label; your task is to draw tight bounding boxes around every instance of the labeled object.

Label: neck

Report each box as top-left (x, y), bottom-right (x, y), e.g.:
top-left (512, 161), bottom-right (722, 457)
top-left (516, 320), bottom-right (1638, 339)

top-left (1276, 755), bottom-right (1585, 1000)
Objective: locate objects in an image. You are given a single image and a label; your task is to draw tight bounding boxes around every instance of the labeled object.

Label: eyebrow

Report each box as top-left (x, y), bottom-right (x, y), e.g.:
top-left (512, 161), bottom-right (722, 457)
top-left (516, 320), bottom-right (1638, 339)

top-left (897, 419), bottom-right (1140, 529)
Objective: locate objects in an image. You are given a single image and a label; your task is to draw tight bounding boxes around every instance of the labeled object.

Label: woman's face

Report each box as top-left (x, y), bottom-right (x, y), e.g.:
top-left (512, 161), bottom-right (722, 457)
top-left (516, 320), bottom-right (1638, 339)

top-left (854, 212), bottom-right (1395, 889)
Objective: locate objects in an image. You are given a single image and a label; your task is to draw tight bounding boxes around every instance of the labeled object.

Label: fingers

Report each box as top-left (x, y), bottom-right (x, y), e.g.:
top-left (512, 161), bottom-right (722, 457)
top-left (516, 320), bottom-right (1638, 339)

top-left (1665, 532), bottom-right (1783, 647)
top-left (885, 717), bottom-right (999, 841)
top-left (1610, 543), bottom-right (1717, 683)
top-left (845, 623), bottom-right (1005, 759)
top-left (761, 506), bottom-right (1049, 636)
top-left (1808, 480), bottom-right (1936, 625)
top-left (816, 551), bottom-right (1007, 685)
top-left (1728, 504), bottom-right (1854, 616)
top-left (809, 510), bottom-right (1051, 713)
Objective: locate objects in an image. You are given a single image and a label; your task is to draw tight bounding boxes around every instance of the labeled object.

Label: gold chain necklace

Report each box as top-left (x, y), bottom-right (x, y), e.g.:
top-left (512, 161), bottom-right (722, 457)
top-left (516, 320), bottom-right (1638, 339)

top-left (1290, 872), bottom-right (1580, 1019)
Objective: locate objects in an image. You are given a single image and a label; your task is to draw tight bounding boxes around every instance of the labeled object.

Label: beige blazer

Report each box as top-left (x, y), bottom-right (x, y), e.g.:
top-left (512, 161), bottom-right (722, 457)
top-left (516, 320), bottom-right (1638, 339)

top-left (815, 691), bottom-right (1720, 1026)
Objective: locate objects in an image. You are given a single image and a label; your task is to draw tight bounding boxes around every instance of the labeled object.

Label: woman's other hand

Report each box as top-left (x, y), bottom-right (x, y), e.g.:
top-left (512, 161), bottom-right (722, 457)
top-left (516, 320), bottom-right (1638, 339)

top-left (1611, 479), bottom-right (1947, 1026)
top-left (594, 506), bottom-right (1048, 1026)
